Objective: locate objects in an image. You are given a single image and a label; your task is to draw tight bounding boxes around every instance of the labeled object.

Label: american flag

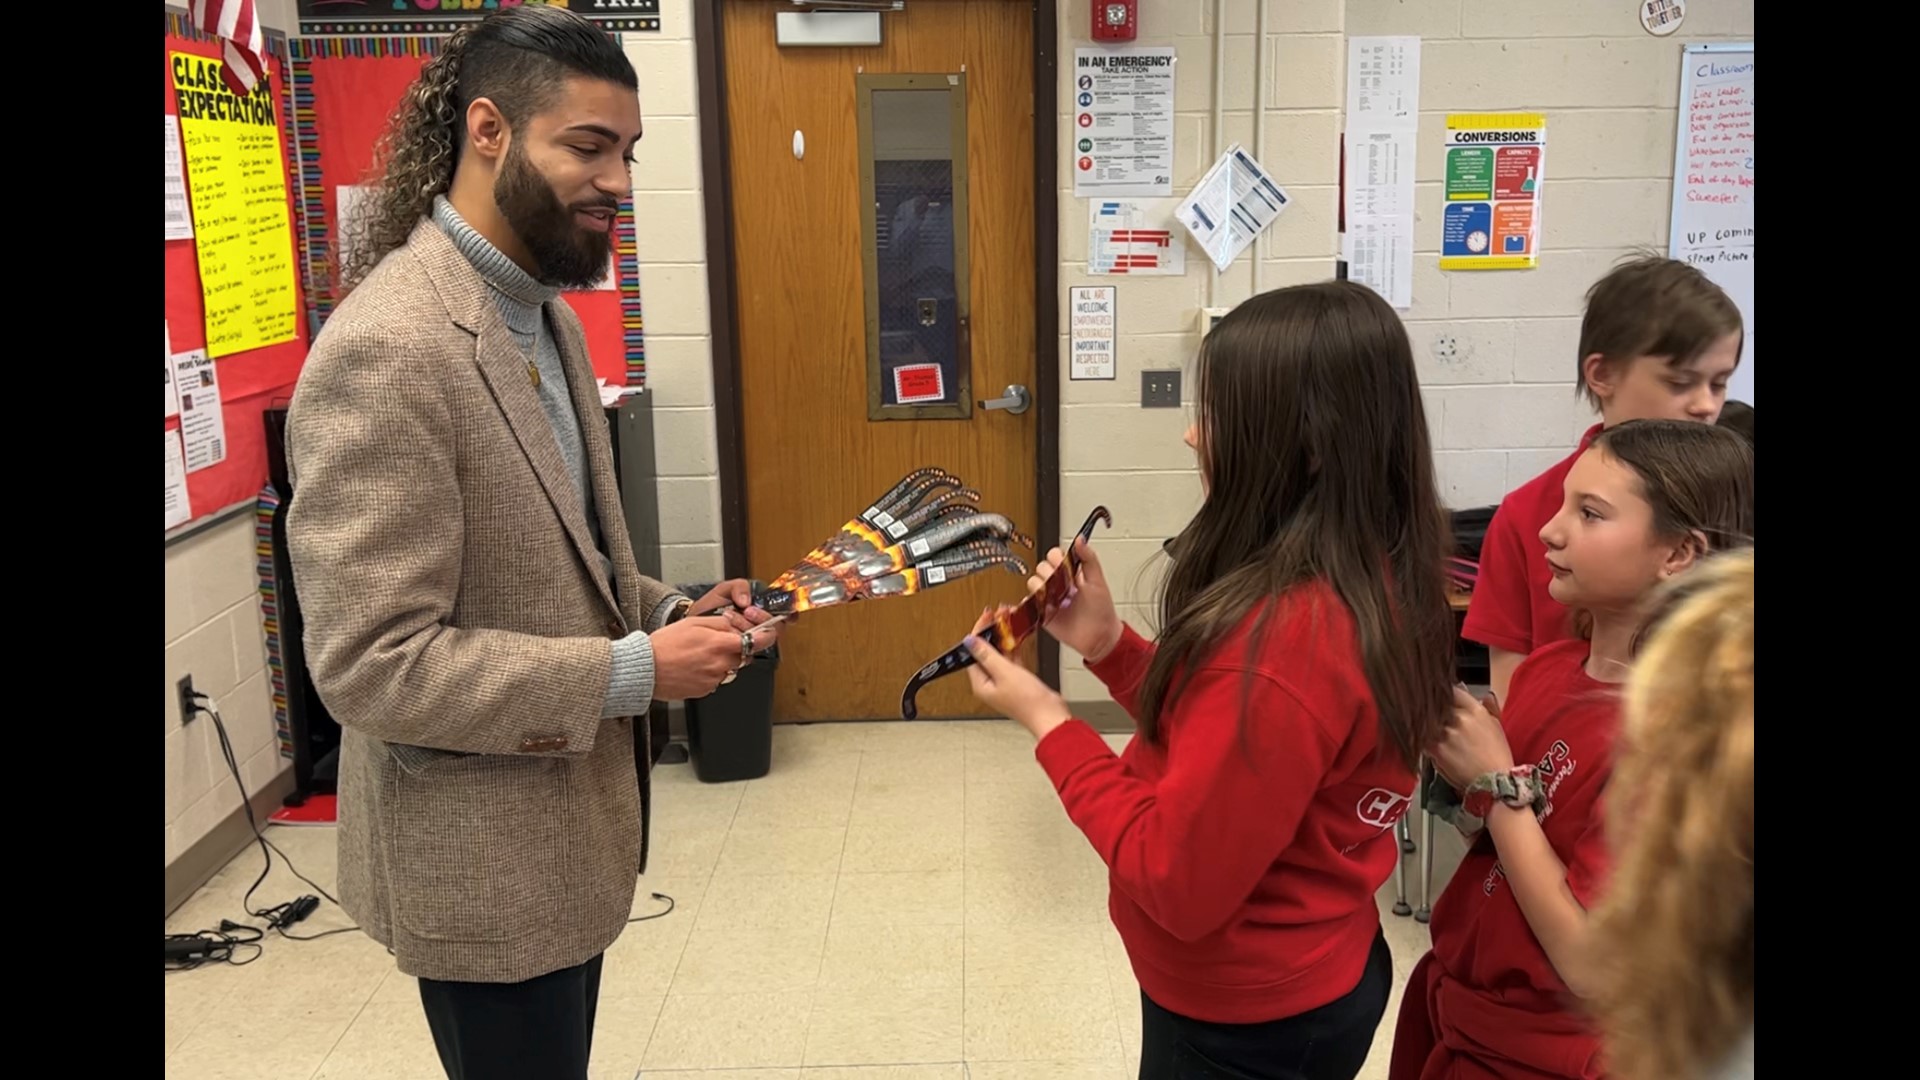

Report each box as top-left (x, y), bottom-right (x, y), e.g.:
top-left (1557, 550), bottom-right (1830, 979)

top-left (189, 0), bottom-right (266, 97)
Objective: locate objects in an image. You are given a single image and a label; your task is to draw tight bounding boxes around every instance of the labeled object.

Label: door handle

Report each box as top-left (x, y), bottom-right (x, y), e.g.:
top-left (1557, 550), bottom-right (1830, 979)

top-left (978, 384), bottom-right (1032, 416)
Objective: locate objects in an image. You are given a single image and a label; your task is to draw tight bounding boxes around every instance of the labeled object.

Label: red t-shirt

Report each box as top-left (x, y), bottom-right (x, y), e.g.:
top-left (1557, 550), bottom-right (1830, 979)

top-left (1034, 580), bottom-right (1417, 1025)
top-left (1424, 639), bottom-right (1620, 1077)
top-left (1462, 424), bottom-right (1603, 657)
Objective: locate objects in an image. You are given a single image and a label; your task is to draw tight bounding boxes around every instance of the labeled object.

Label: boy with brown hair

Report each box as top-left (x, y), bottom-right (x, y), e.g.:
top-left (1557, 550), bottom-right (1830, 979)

top-left (1463, 255), bottom-right (1743, 703)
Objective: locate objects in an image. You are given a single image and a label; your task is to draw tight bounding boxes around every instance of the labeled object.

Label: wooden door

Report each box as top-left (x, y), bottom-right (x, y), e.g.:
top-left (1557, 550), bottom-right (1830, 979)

top-left (722, 1), bottom-right (1038, 721)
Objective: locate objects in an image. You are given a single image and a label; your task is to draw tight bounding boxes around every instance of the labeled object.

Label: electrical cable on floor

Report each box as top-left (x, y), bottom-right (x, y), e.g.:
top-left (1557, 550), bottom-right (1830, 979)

top-left (165, 925), bottom-right (262, 972)
top-left (168, 695), bottom-right (680, 968)
top-left (629, 892), bottom-right (676, 923)
top-left (165, 693), bottom-right (361, 972)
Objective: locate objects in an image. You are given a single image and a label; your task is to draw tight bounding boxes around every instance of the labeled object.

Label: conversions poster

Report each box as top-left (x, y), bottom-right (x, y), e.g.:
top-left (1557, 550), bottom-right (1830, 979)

top-left (1440, 113), bottom-right (1546, 271)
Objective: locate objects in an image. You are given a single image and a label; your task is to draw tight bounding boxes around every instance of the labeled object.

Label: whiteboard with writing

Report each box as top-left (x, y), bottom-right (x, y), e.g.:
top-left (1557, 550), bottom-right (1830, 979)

top-left (1668, 44), bottom-right (1754, 405)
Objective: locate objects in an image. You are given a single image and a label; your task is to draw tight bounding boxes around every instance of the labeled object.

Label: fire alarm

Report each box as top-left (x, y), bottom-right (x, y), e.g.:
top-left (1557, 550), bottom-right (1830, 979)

top-left (1093, 0), bottom-right (1137, 43)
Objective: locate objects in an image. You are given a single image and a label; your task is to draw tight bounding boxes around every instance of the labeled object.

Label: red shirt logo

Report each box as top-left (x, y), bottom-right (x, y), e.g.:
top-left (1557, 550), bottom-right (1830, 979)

top-left (1355, 787), bottom-right (1412, 829)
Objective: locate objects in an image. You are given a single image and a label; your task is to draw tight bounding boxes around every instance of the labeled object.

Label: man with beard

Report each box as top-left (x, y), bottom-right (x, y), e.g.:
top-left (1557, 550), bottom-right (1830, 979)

top-left (284, 8), bottom-right (781, 1078)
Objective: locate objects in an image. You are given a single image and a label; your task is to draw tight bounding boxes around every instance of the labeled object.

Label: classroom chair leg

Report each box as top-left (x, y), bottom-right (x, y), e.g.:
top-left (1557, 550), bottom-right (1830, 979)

top-left (1392, 817), bottom-right (1413, 916)
top-left (1415, 806), bottom-right (1435, 924)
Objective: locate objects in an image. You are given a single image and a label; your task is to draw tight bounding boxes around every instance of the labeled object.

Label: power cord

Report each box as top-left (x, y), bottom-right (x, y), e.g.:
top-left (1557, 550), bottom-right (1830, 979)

top-left (629, 892), bottom-right (675, 924)
top-left (165, 926), bottom-right (262, 971)
top-left (166, 692), bottom-right (361, 972)
top-left (168, 693), bottom-right (679, 967)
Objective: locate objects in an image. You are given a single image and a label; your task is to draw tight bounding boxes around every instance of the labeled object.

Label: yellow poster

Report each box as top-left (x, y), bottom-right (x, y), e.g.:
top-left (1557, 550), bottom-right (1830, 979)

top-left (170, 52), bottom-right (299, 357)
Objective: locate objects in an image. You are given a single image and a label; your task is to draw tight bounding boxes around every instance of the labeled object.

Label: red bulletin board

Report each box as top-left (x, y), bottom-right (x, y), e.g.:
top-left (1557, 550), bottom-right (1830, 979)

top-left (166, 18), bottom-right (309, 525)
top-left (288, 36), bottom-right (643, 387)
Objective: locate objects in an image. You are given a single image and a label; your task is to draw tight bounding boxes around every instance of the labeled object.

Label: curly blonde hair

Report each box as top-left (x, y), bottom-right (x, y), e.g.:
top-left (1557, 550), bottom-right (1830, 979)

top-left (336, 5), bottom-right (636, 292)
top-left (1590, 549), bottom-right (1754, 1080)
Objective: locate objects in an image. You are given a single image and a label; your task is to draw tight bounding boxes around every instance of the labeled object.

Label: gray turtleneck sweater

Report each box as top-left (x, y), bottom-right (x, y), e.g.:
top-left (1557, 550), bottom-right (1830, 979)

top-left (434, 197), bottom-right (672, 720)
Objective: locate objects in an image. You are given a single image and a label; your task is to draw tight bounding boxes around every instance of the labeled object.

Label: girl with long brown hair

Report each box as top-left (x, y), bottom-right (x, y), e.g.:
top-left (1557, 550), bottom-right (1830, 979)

top-left (963, 281), bottom-right (1456, 1079)
top-left (1591, 551), bottom-right (1754, 1080)
top-left (1390, 421), bottom-right (1754, 1080)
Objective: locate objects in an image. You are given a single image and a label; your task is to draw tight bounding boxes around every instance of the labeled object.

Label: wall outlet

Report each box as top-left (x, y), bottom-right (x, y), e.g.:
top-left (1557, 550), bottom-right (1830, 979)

top-left (177, 675), bottom-right (199, 724)
top-left (1141, 369), bottom-right (1182, 409)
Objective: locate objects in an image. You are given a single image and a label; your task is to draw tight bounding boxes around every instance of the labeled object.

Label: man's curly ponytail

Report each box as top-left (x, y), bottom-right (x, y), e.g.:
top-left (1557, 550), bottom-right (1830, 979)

top-left (336, 30), bottom-right (471, 292)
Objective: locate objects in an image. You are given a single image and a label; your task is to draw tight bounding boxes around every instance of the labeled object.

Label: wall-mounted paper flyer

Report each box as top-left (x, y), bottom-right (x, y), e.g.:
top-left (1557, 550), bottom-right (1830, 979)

top-left (165, 323), bottom-right (181, 419)
top-left (1175, 144), bottom-right (1290, 273)
top-left (1088, 200), bottom-right (1185, 275)
top-left (1072, 46), bottom-right (1176, 198)
top-left (166, 430), bottom-right (192, 530)
top-left (172, 349), bottom-right (228, 473)
top-left (1343, 36), bottom-right (1421, 309)
top-left (165, 114), bottom-right (193, 242)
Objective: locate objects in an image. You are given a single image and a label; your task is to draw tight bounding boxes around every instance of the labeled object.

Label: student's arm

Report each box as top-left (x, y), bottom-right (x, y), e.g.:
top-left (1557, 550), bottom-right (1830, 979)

top-left (1084, 624), bottom-right (1156, 722)
top-left (1487, 649), bottom-right (1525, 707)
top-left (286, 325), bottom-right (619, 757)
top-left (1035, 666), bottom-right (1341, 943)
top-left (1463, 503), bottom-right (1535, 702)
top-left (1434, 685), bottom-right (1606, 996)
top-left (1485, 804), bottom-right (1606, 999)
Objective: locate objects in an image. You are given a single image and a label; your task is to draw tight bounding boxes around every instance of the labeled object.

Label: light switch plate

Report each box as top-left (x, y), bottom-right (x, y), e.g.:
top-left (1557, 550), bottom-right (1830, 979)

top-left (1142, 369), bottom-right (1182, 409)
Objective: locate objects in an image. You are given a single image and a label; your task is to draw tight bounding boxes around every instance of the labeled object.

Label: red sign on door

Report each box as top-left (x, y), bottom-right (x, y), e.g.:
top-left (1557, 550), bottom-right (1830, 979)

top-left (893, 363), bottom-right (946, 405)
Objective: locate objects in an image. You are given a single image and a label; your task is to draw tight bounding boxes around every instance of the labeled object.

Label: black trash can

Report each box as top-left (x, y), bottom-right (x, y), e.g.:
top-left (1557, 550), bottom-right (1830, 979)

top-left (685, 643), bottom-right (779, 783)
top-left (679, 582), bottom-right (780, 783)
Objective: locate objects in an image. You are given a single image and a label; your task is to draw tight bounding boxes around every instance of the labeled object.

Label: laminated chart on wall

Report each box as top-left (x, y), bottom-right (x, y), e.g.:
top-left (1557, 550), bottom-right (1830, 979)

top-left (165, 431), bottom-right (192, 530)
top-left (1088, 201), bottom-right (1185, 275)
top-left (1069, 286), bottom-right (1117, 381)
top-left (1072, 46), bottom-right (1176, 198)
top-left (173, 349), bottom-right (229, 473)
top-left (1343, 36), bottom-right (1420, 309)
top-left (1440, 113), bottom-right (1546, 271)
top-left (165, 322), bottom-right (181, 419)
top-left (1669, 44), bottom-right (1754, 404)
top-left (170, 53), bottom-right (302, 357)
top-left (164, 115), bottom-right (193, 241)
top-left (1176, 145), bottom-right (1290, 273)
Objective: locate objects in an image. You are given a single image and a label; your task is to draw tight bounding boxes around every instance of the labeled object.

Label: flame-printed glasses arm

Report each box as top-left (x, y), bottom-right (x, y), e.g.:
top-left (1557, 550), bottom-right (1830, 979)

top-left (899, 506), bottom-right (1112, 719)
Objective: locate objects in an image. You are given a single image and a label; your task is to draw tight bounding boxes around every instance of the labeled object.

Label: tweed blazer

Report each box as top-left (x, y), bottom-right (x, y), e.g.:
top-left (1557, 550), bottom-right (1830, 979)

top-left (285, 219), bottom-right (676, 983)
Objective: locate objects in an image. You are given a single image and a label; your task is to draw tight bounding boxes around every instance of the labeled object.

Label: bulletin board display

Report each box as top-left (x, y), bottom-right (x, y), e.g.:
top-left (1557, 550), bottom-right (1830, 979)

top-left (165, 12), bottom-right (310, 527)
top-left (286, 35), bottom-right (646, 386)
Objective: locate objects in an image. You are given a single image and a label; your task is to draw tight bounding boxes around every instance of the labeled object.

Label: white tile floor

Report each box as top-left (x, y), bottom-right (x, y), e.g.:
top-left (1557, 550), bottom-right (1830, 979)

top-left (164, 721), bottom-right (1466, 1080)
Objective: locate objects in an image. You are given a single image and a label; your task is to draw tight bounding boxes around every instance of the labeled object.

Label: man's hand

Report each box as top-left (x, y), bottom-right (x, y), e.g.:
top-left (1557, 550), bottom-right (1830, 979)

top-left (651, 616), bottom-right (776, 701)
top-left (690, 579), bottom-right (784, 632)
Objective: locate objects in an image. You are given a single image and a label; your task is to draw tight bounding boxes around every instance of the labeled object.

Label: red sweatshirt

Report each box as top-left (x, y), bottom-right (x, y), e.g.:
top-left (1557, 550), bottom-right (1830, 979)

top-left (1390, 639), bottom-right (1620, 1080)
top-left (1035, 580), bottom-right (1417, 1024)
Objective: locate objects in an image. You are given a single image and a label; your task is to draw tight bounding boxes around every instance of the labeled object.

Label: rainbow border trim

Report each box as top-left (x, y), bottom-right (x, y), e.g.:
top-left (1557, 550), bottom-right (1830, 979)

top-left (283, 34), bottom-right (645, 385)
top-left (616, 195), bottom-right (645, 385)
top-left (255, 486), bottom-right (293, 761)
